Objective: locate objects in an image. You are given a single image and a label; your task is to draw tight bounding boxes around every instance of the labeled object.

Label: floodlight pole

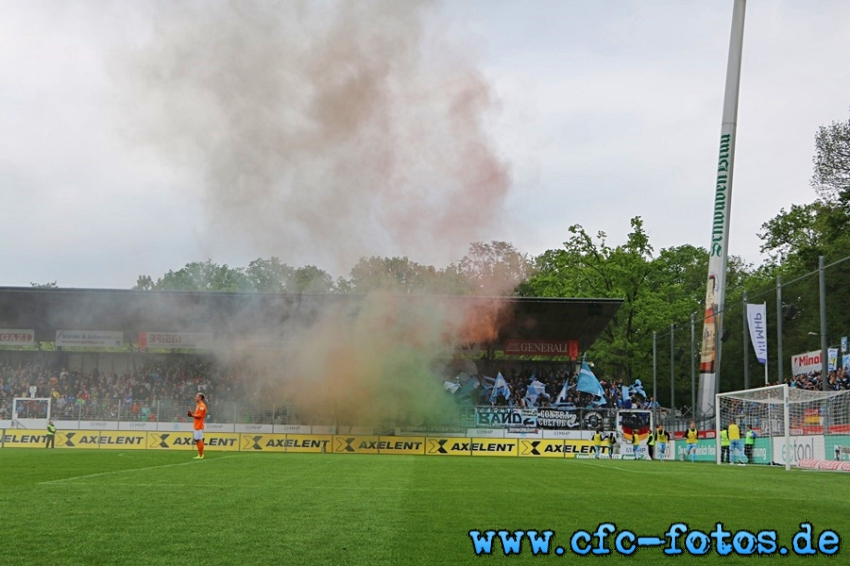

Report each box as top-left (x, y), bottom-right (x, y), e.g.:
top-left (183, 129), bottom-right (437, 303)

top-left (698, 0), bottom-right (747, 417)
top-left (743, 290), bottom-right (749, 390)
top-left (820, 255), bottom-right (828, 392)
top-left (652, 331), bottom-right (657, 424)
top-left (670, 324), bottom-right (675, 415)
top-left (776, 275), bottom-right (783, 385)
top-left (691, 313), bottom-right (697, 420)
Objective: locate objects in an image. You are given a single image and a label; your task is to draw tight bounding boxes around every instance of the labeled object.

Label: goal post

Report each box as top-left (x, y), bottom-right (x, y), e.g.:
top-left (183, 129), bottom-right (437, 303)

top-left (716, 385), bottom-right (850, 471)
top-left (11, 398), bottom-right (52, 430)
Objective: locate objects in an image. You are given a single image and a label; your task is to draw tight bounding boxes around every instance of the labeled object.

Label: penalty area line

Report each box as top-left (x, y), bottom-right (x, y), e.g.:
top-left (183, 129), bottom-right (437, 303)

top-left (38, 455), bottom-right (241, 485)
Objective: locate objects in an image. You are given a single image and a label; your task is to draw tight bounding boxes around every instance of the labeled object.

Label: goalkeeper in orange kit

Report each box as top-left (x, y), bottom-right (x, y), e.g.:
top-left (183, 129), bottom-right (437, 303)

top-left (188, 393), bottom-right (208, 460)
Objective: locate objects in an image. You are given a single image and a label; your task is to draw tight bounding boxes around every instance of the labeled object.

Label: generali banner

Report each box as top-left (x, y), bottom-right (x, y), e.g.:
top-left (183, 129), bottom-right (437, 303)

top-left (0, 329), bottom-right (35, 347)
top-left (791, 350), bottom-right (823, 376)
top-left (138, 331), bottom-right (214, 350)
top-left (502, 339), bottom-right (578, 358)
top-left (55, 330), bottom-right (123, 348)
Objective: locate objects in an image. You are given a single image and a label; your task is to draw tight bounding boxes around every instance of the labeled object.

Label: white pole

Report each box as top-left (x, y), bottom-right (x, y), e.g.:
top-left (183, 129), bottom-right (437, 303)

top-left (768, 403), bottom-right (773, 465)
top-left (715, 393), bottom-right (721, 465)
top-left (698, 0), bottom-right (747, 417)
top-left (783, 384), bottom-right (791, 472)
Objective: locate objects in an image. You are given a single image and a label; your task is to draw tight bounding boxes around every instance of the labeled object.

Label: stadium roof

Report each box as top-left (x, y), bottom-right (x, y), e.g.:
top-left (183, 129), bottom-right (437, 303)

top-left (0, 287), bottom-right (622, 354)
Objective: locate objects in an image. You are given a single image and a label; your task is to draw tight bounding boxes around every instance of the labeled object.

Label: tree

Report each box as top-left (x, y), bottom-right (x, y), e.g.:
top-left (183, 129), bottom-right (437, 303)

top-left (345, 256), bottom-right (436, 294)
top-left (134, 275), bottom-right (155, 290)
top-left (757, 109), bottom-right (850, 375)
top-left (812, 109), bottom-right (850, 205)
top-left (522, 218), bottom-right (661, 383)
top-left (134, 259), bottom-right (337, 294)
top-left (30, 281), bottom-right (58, 288)
top-left (135, 260), bottom-right (248, 291)
top-left (519, 217), bottom-right (749, 409)
top-left (243, 257), bottom-right (294, 292)
top-left (456, 241), bottom-right (533, 296)
top-left (290, 266), bottom-right (334, 294)
top-left (758, 200), bottom-right (850, 277)
top-left (762, 109), bottom-right (850, 270)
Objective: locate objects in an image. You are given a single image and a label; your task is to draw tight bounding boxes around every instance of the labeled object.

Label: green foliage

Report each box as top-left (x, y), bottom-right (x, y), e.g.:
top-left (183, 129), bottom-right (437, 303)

top-left (341, 242), bottom-right (532, 296)
top-left (758, 201), bottom-right (849, 270)
top-left (753, 108), bottom-right (850, 387)
top-left (136, 259), bottom-right (247, 291)
top-left (346, 256), bottom-right (438, 294)
top-left (759, 109), bottom-right (850, 271)
top-left (243, 257), bottom-right (294, 292)
top-left (132, 242), bottom-right (528, 297)
top-left (812, 109), bottom-right (850, 204)
top-left (455, 241), bottom-right (533, 296)
top-left (291, 265), bottom-right (335, 293)
top-left (521, 218), bottom-right (703, 390)
top-left (134, 258), bottom-right (335, 293)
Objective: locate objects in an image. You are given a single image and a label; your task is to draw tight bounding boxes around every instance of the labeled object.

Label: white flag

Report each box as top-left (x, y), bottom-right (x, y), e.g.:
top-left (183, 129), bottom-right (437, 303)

top-left (746, 303), bottom-right (768, 365)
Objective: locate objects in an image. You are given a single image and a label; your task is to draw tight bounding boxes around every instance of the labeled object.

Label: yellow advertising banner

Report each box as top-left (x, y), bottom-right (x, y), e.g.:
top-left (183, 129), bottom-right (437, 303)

top-left (58, 431), bottom-right (147, 450)
top-left (238, 434), bottom-right (336, 453)
top-left (425, 437), bottom-right (472, 456)
top-left (470, 438), bottom-right (518, 457)
top-left (332, 435), bottom-right (380, 454)
top-left (240, 433), bottom-right (287, 452)
top-left (146, 432), bottom-right (240, 451)
top-left (1, 429), bottom-right (614, 459)
top-left (2, 431), bottom-right (50, 448)
top-left (563, 440), bottom-right (609, 458)
top-left (518, 439), bottom-right (566, 458)
top-left (376, 437), bottom-right (425, 455)
top-left (282, 434), bottom-right (332, 453)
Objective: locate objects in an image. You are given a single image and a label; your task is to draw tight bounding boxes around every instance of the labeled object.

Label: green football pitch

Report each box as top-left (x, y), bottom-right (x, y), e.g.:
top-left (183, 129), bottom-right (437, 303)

top-left (1, 450), bottom-right (849, 565)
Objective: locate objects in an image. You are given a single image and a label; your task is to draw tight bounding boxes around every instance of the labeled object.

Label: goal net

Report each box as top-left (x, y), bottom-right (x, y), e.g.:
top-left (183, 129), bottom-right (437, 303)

top-left (11, 398), bottom-right (52, 429)
top-left (716, 385), bottom-right (850, 471)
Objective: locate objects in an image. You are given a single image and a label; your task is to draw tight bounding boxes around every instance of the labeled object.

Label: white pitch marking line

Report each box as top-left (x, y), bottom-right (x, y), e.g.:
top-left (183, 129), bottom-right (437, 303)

top-left (38, 482), bottom-right (846, 501)
top-left (38, 455), bottom-right (241, 485)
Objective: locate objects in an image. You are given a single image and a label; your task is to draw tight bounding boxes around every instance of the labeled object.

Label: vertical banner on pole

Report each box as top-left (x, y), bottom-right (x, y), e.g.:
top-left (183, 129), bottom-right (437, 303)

top-left (746, 303), bottom-right (769, 385)
top-left (746, 303), bottom-right (768, 364)
top-left (699, 0), bottom-right (747, 417)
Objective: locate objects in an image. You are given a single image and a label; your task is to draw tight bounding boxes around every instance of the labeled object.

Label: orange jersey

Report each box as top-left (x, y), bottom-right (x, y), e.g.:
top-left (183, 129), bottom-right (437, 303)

top-left (191, 402), bottom-right (207, 430)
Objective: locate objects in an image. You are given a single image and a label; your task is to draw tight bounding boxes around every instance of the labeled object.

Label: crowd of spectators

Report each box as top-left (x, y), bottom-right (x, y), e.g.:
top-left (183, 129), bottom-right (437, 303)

top-left (469, 365), bottom-right (850, 412)
top-left (3, 353), bottom-right (678, 425)
top-left (0, 352), bottom-right (271, 423)
top-left (787, 367), bottom-right (850, 391)
top-left (458, 365), bottom-right (653, 411)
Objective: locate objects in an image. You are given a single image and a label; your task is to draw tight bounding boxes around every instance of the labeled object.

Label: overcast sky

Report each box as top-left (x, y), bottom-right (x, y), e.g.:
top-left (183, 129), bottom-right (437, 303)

top-left (2, 1), bottom-right (849, 289)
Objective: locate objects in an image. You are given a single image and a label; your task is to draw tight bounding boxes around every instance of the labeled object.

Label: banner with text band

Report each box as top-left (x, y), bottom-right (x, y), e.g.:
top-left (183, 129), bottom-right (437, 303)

top-left (0, 329), bottom-right (35, 347)
top-left (56, 330), bottom-right (123, 348)
top-left (138, 331), bottom-right (214, 351)
top-left (746, 303), bottom-right (768, 364)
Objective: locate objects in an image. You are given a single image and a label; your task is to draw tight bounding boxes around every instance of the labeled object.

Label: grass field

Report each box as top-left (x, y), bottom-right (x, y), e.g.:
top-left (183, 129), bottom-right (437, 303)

top-left (2, 449), bottom-right (849, 565)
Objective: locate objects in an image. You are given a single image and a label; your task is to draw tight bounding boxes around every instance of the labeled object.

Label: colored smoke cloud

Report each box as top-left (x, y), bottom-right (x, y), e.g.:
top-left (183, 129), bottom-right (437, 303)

top-left (111, 0), bottom-right (517, 426)
top-left (115, 0), bottom-right (510, 271)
